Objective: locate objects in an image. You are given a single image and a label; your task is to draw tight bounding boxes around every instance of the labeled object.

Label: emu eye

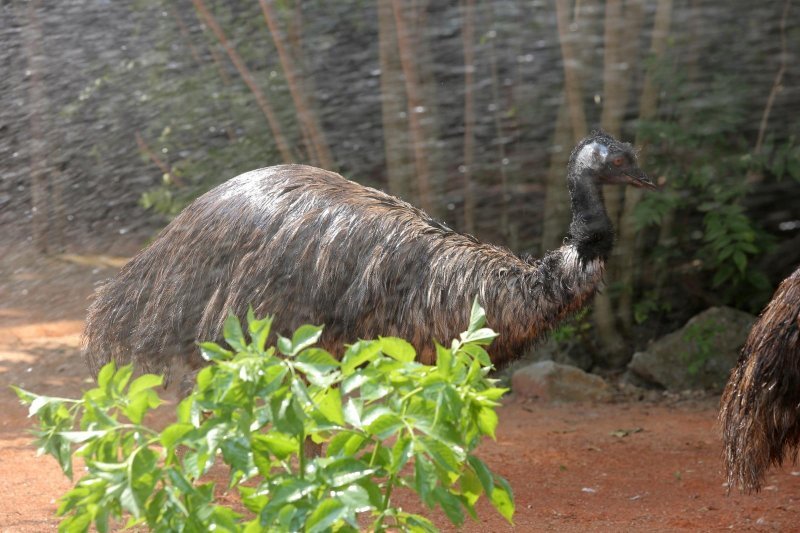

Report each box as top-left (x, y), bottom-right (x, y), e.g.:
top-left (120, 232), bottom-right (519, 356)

top-left (612, 157), bottom-right (624, 167)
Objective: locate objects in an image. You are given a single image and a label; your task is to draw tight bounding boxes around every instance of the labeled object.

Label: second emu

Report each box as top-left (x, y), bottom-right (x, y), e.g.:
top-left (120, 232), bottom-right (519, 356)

top-left (720, 265), bottom-right (800, 492)
top-left (83, 131), bottom-right (655, 383)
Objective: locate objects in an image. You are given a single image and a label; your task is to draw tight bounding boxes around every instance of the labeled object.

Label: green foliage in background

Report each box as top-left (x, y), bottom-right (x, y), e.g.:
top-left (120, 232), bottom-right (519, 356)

top-left (633, 69), bottom-right (784, 314)
top-left (680, 320), bottom-right (725, 376)
top-left (14, 301), bottom-right (514, 532)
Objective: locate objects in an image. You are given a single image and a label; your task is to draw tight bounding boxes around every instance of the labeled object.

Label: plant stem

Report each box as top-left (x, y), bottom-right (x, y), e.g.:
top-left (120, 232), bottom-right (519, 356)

top-left (373, 473), bottom-right (396, 532)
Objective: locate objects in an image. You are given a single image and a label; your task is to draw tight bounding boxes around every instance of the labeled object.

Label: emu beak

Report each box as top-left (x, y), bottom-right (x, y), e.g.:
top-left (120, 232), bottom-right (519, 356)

top-left (624, 169), bottom-right (658, 190)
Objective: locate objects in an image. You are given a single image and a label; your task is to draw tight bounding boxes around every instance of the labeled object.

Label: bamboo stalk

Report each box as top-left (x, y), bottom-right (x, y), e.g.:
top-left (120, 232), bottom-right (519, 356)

top-left (617, 0), bottom-right (673, 329)
top-left (554, 0), bottom-right (588, 140)
top-left (191, 0), bottom-right (293, 163)
top-left (22, 0), bottom-right (50, 253)
top-left (460, 0), bottom-right (477, 234)
top-left (753, 0), bottom-right (791, 159)
top-left (390, 0), bottom-right (435, 214)
top-left (378, 0), bottom-right (412, 199)
top-left (259, 0), bottom-right (334, 169)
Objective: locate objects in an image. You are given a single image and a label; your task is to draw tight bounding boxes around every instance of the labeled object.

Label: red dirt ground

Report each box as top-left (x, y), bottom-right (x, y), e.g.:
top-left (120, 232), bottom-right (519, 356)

top-left (1, 241), bottom-right (798, 532)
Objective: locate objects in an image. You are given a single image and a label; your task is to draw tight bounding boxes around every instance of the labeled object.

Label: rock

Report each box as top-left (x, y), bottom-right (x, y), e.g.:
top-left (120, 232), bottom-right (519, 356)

top-left (529, 337), bottom-right (594, 371)
top-left (511, 361), bottom-right (612, 402)
top-left (627, 306), bottom-right (756, 392)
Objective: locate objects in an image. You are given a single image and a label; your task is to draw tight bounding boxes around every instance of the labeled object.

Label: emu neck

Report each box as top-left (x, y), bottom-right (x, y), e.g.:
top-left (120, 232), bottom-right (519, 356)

top-left (566, 166), bottom-right (614, 263)
top-left (568, 168), bottom-right (605, 220)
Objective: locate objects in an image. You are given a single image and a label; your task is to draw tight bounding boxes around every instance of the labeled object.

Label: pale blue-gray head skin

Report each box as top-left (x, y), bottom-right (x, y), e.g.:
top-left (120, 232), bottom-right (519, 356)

top-left (565, 131), bottom-right (655, 263)
top-left (570, 130), bottom-right (655, 189)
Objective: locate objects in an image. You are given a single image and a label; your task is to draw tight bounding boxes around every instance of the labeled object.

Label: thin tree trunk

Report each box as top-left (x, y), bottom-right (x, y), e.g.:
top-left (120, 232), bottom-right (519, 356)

top-left (22, 0), bottom-right (50, 253)
top-left (378, 0), bottom-right (412, 199)
top-left (617, 0), bottom-right (673, 329)
top-left (191, 0), bottom-right (293, 163)
top-left (487, 23), bottom-right (510, 241)
top-left (554, 0), bottom-right (588, 140)
top-left (460, 0), bottom-right (476, 234)
top-left (543, 0), bottom-right (597, 254)
top-left (753, 0), bottom-right (791, 161)
top-left (259, 0), bottom-right (334, 169)
top-left (391, 0), bottom-right (435, 214)
top-left (590, 0), bottom-right (645, 361)
top-left (600, 0), bottom-right (644, 225)
top-left (541, 99), bottom-right (573, 254)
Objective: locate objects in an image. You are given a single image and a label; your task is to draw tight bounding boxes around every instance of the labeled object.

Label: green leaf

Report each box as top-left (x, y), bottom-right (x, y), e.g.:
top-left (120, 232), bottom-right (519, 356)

top-left (295, 349), bottom-right (341, 387)
top-left (467, 456), bottom-right (494, 495)
top-left (414, 455), bottom-right (437, 503)
top-left (477, 387), bottom-right (508, 403)
top-left (314, 388), bottom-right (345, 426)
top-left (390, 434), bottom-right (413, 472)
top-left (342, 398), bottom-right (363, 429)
top-left (305, 498), bottom-right (346, 533)
top-left (253, 432), bottom-right (298, 461)
top-left (270, 392), bottom-right (305, 435)
top-left (366, 413), bottom-right (404, 440)
top-left (490, 477), bottom-right (515, 524)
top-left (378, 337), bottom-right (416, 363)
top-left (123, 390), bottom-right (161, 424)
top-left (477, 406), bottom-right (499, 439)
top-left (220, 436), bottom-right (252, 476)
top-left (732, 250), bottom-right (747, 274)
top-left (468, 297), bottom-right (487, 332)
top-left (435, 342), bottom-right (453, 377)
top-left (247, 308), bottom-right (273, 352)
top-left (401, 512), bottom-right (439, 533)
top-left (460, 467), bottom-right (483, 506)
top-left (160, 423), bottom-right (194, 449)
top-left (97, 362), bottom-right (116, 389)
top-left (277, 335), bottom-right (293, 356)
top-left (322, 458), bottom-right (377, 488)
top-left (461, 327), bottom-right (499, 346)
top-left (60, 430), bottom-right (107, 443)
top-left (433, 486), bottom-right (464, 526)
top-left (291, 324), bottom-right (324, 355)
top-left (199, 342), bottom-right (233, 362)
top-left (460, 343), bottom-right (492, 367)
top-left (327, 432), bottom-right (367, 458)
top-left (127, 374), bottom-right (163, 397)
top-left (261, 479), bottom-right (316, 515)
top-left (334, 484), bottom-right (371, 513)
top-left (223, 313), bottom-right (246, 352)
top-left (341, 341), bottom-right (381, 375)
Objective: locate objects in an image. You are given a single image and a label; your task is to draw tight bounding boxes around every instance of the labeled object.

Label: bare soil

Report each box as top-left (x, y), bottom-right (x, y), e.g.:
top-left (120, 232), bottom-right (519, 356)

top-left (1, 240), bottom-right (798, 532)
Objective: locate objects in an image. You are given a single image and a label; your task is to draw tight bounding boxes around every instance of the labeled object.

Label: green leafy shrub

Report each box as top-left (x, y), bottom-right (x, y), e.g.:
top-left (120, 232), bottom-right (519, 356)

top-left (14, 301), bottom-right (514, 532)
top-left (632, 71), bottom-right (776, 313)
top-left (680, 321), bottom-right (725, 376)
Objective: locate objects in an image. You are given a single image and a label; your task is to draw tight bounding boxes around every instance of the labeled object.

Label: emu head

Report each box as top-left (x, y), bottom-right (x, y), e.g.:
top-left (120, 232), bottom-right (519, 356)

top-left (571, 130), bottom-right (657, 190)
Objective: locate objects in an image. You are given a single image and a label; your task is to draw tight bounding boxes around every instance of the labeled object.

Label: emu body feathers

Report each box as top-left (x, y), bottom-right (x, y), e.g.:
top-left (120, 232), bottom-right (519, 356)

top-left (84, 132), bottom-right (649, 383)
top-left (720, 265), bottom-right (800, 492)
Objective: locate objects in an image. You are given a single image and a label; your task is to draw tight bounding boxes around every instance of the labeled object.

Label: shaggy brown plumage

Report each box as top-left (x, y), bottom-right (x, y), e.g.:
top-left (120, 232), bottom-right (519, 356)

top-left (83, 132), bottom-right (652, 384)
top-left (720, 266), bottom-right (800, 492)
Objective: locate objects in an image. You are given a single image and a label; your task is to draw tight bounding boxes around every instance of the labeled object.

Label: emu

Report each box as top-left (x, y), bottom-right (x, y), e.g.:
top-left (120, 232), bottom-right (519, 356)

top-left (83, 131), bottom-right (654, 385)
top-left (720, 265), bottom-right (800, 492)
